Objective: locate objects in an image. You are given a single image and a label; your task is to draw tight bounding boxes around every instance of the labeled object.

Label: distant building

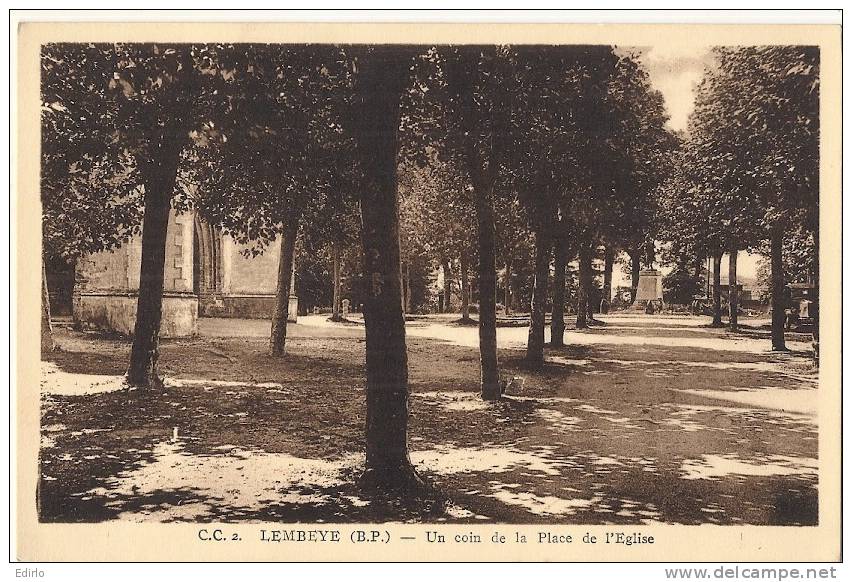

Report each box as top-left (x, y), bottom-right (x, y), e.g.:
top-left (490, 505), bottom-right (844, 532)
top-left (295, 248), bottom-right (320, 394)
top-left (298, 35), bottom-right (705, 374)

top-left (69, 209), bottom-right (296, 337)
top-left (717, 276), bottom-right (767, 309)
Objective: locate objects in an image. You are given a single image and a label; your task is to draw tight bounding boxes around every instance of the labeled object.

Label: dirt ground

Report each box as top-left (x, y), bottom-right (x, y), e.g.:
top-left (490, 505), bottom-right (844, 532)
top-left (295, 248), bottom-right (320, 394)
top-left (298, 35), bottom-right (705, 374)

top-left (39, 313), bottom-right (818, 525)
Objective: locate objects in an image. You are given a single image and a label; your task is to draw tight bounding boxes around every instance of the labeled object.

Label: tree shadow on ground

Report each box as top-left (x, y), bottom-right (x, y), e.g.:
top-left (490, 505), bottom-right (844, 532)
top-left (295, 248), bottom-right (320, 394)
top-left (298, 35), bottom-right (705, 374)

top-left (40, 321), bottom-right (818, 525)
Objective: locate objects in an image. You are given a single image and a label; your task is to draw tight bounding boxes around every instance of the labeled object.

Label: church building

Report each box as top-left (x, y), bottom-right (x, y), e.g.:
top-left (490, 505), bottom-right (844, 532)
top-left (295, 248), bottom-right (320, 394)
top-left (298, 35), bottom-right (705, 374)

top-left (71, 209), bottom-right (297, 337)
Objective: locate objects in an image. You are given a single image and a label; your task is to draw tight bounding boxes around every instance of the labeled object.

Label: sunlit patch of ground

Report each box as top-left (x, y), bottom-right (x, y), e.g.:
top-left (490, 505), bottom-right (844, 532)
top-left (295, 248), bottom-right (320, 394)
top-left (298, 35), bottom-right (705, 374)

top-left (546, 356), bottom-right (592, 367)
top-left (532, 408), bottom-right (583, 429)
top-left (39, 313), bottom-right (819, 524)
top-left (401, 313), bottom-right (804, 355)
top-left (442, 504), bottom-right (489, 520)
top-left (596, 357), bottom-right (814, 374)
top-left (488, 487), bottom-right (600, 517)
top-left (165, 378), bottom-right (287, 390)
top-left (411, 444), bottom-right (570, 476)
top-left (41, 361), bottom-right (127, 396)
top-left (676, 387), bottom-right (817, 416)
top-left (414, 391), bottom-right (493, 412)
top-left (85, 439), bottom-right (366, 522)
top-left (680, 454), bottom-right (819, 480)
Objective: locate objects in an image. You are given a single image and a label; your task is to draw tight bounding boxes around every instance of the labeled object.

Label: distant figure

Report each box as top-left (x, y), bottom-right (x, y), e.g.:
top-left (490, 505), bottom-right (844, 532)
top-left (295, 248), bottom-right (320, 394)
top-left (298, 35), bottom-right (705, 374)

top-left (645, 301), bottom-right (656, 315)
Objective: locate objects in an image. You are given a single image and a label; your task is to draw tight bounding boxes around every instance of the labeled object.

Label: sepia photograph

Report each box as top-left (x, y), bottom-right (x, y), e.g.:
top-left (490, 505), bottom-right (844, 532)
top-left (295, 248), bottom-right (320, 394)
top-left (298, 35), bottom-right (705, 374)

top-left (12, 13), bottom-right (842, 565)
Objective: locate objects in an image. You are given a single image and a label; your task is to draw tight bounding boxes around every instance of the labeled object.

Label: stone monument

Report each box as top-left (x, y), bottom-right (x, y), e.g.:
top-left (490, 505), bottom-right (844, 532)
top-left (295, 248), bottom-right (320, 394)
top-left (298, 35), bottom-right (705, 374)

top-left (634, 269), bottom-right (664, 311)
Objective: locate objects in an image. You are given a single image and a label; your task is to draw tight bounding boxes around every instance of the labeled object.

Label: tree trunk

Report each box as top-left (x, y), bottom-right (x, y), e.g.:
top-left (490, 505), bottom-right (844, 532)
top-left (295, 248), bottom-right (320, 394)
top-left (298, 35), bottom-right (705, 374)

top-left (404, 262), bottom-right (412, 314)
top-left (473, 195), bottom-right (501, 400)
top-left (441, 258), bottom-right (452, 313)
top-left (728, 247), bottom-right (739, 331)
top-left (459, 253), bottom-right (471, 321)
top-left (587, 291), bottom-right (594, 321)
top-left (711, 252), bottom-right (723, 327)
top-left (629, 248), bottom-right (641, 304)
top-left (443, 46), bottom-right (504, 401)
top-left (527, 226), bottom-right (551, 366)
top-left (811, 227), bottom-right (819, 362)
top-left (127, 166), bottom-right (178, 388)
top-left (125, 57), bottom-right (196, 389)
top-left (270, 215), bottom-right (299, 356)
top-left (550, 236), bottom-right (567, 347)
top-left (41, 262), bottom-right (54, 354)
top-left (601, 247), bottom-right (614, 314)
top-left (504, 259), bottom-right (512, 316)
top-left (770, 226), bottom-right (787, 351)
top-left (352, 47), bottom-right (420, 489)
top-left (577, 243), bottom-right (593, 329)
top-left (331, 241), bottom-right (342, 321)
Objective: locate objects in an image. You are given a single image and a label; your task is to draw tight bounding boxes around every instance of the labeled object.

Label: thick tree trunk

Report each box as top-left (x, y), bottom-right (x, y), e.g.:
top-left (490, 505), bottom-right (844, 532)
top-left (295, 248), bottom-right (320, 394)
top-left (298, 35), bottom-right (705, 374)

top-left (770, 226), bottom-right (787, 351)
top-left (577, 243), bottom-right (593, 329)
top-left (41, 262), bottom-right (54, 354)
top-left (127, 166), bottom-right (178, 388)
top-left (270, 216), bottom-right (299, 356)
top-left (601, 247), bottom-right (614, 314)
top-left (526, 226), bottom-right (551, 366)
top-left (711, 252), bottom-right (723, 327)
top-left (629, 248), bottom-right (641, 304)
top-left (473, 195), bottom-right (501, 400)
top-left (550, 236), bottom-right (567, 347)
top-left (352, 47), bottom-right (420, 489)
top-left (728, 247), bottom-right (739, 331)
top-left (459, 253), bottom-right (471, 321)
top-left (331, 241), bottom-right (342, 321)
top-left (504, 259), bottom-right (512, 316)
top-left (125, 57), bottom-right (197, 389)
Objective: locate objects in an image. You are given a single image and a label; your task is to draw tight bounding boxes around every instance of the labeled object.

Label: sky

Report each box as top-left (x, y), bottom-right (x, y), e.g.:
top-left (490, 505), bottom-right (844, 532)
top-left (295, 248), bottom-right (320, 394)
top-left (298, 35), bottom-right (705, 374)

top-left (607, 43), bottom-right (762, 291)
top-left (636, 43), bottom-right (713, 132)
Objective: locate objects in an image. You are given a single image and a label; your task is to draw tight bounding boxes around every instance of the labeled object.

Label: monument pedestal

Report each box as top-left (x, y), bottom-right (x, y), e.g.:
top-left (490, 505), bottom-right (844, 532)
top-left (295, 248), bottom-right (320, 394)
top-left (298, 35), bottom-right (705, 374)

top-left (633, 269), bottom-right (664, 311)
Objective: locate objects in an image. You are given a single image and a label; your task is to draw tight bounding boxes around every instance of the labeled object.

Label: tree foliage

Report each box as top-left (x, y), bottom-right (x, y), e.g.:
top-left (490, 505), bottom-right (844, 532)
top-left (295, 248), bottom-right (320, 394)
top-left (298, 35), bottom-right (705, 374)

top-left (661, 46), bottom-right (819, 256)
top-left (190, 45), bottom-right (357, 253)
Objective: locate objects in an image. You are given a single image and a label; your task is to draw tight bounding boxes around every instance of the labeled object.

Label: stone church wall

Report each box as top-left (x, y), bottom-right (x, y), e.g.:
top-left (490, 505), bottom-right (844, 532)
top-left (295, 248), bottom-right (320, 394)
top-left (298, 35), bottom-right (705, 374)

top-left (73, 210), bottom-right (197, 337)
top-left (72, 210), bottom-right (297, 337)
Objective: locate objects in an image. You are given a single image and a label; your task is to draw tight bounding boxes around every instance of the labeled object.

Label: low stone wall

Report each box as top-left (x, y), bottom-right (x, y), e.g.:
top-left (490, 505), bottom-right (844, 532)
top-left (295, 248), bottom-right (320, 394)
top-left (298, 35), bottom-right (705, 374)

top-left (73, 292), bottom-right (198, 338)
top-left (203, 294), bottom-right (298, 322)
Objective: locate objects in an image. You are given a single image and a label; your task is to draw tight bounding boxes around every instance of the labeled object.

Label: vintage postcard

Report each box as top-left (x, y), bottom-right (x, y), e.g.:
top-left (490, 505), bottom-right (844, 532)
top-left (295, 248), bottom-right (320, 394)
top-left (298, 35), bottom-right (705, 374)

top-left (13, 14), bottom-right (842, 564)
